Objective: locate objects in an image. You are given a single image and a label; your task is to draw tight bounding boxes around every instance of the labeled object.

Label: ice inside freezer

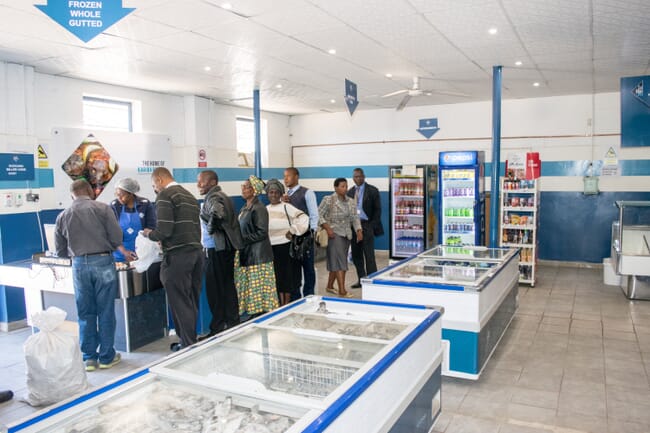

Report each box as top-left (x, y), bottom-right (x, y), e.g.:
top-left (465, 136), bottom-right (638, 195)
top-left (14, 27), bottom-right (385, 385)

top-left (161, 327), bottom-right (386, 399)
top-left (39, 378), bottom-right (299, 433)
top-left (271, 313), bottom-right (408, 341)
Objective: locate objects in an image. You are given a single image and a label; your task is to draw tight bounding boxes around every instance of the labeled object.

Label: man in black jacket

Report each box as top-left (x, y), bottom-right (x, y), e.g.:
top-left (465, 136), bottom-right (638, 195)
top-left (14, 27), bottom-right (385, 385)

top-left (347, 168), bottom-right (384, 288)
top-left (197, 170), bottom-right (243, 337)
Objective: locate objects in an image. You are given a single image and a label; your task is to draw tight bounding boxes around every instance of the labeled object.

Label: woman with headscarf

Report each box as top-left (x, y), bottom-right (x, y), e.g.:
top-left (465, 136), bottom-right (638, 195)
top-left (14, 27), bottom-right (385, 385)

top-left (265, 178), bottom-right (309, 306)
top-left (318, 177), bottom-right (362, 297)
top-left (110, 177), bottom-right (156, 262)
top-left (235, 175), bottom-right (279, 318)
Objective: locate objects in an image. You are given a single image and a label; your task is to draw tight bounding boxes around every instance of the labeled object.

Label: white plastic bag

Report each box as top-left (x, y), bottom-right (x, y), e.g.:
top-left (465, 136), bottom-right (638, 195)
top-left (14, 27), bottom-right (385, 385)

top-left (132, 232), bottom-right (161, 273)
top-left (23, 307), bottom-right (88, 406)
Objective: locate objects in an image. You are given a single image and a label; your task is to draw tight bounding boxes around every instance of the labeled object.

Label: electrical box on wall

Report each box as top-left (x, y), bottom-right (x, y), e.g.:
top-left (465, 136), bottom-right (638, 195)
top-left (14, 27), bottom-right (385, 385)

top-left (15, 193), bottom-right (24, 206)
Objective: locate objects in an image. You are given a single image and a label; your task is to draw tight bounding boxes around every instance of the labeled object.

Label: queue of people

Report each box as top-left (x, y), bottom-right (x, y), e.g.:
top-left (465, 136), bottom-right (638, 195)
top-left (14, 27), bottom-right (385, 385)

top-left (55, 166), bottom-right (382, 365)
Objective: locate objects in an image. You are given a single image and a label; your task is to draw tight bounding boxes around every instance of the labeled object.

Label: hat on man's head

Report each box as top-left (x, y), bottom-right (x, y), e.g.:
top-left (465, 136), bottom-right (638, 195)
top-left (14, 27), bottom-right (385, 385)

top-left (116, 178), bottom-right (140, 195)
top-left (265, 178), bottom-right (285, 194)
top-left (248, 175), bottom-right (266, 196)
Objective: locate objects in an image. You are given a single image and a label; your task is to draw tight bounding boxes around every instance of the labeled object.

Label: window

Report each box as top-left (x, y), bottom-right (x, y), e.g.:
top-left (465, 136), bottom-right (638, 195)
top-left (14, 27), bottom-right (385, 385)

top-left (83, 96), bottom-right (133, 132)
top-left (236, 116), bottom-right (268, 167)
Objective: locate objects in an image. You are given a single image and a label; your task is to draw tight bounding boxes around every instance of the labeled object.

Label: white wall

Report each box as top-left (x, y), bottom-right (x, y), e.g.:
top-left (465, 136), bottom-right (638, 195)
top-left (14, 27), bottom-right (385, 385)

top-left (0, 63), bottom-right (292, 214)
top-left (289, 93), bottom-right (650, 193)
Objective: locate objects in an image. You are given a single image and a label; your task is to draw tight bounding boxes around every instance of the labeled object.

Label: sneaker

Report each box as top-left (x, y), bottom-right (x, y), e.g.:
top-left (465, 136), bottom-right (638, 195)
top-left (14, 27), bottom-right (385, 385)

top-left (99, 353), bottom-right (121, 369)
top-left (85, 359), bottom-right (99, 372)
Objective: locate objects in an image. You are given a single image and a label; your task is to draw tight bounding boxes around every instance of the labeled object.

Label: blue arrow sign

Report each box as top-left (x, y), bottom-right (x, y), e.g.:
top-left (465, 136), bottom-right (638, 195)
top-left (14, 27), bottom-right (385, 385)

top-left (35, 0), bottom-right (135, 43)
top-left (344, 78), bottom-right (359, 115)
top-left (417, 117), bottom-right (440, 139)
top-left (632, 79), bottom-right (650, 108)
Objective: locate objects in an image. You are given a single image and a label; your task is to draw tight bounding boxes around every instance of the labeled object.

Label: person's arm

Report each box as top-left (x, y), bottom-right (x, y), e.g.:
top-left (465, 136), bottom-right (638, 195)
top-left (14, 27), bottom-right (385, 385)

top-left (207, 195), bottom-right (227, 234)
top-left (54, 215), bottom-right (69, 258)
top-left (318, 195), bottom-right (336, 238)
top-left (351, 198), bottom-right (363, 239)
top-left (304, 189), bottom-right (319, 231)
top-left (145, 192), bottom-right (173, 241)
top-left (370, 186), bottom-right (382, 225)
top-left (105, 206), bottom-right (125, 251)
top-left (143, 200), bottom-right (157, 230)
top-left (287, 205), bottom-right (309, 236)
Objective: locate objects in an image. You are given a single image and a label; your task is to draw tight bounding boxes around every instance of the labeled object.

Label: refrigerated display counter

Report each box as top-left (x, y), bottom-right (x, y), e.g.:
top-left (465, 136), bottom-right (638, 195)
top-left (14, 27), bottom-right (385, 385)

top-left (7, 296), bottom-right (444, 433)
top-left (362, 245), bottom-right (519, 379)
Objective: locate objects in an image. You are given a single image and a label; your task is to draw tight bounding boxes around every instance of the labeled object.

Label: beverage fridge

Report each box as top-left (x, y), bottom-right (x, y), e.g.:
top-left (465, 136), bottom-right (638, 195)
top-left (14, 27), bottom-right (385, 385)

top-left (438, 151), bottom-right (485, 246)
top-left (389, 165), bottom-right (438, 259)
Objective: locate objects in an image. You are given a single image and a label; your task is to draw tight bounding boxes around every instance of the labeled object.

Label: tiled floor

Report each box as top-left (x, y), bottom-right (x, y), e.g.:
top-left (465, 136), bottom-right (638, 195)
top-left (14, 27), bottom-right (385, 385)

top-left (1, 254), bottom-right (650, 433)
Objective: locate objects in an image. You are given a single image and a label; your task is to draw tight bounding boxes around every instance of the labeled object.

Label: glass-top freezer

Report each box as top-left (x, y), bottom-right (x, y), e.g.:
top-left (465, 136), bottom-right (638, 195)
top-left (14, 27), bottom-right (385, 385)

top-left (271, 312), bottom-right (409, 341)
top-left (153, 326), bottom-right (388, 401)
top-left (368, 246), bottom-right (517, 289)
top-left (420, 245), bottom-right (515, 262)
top-left (22, 375), bottom-right (304, 433)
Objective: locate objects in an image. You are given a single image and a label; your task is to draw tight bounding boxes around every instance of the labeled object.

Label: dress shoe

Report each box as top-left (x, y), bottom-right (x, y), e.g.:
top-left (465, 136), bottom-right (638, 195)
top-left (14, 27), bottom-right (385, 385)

top-left (351, 283), bottom-right (362, 289)
top-left (0, 390), bottom-right (13, 404)
top-left (170, 342), bottom-right (183, 352)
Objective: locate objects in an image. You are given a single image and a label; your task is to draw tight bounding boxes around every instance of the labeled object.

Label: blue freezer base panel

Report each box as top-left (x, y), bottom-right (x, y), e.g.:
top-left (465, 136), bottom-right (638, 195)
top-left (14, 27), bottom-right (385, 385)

top-left (388, 365), bottom-right (442, 433)
top-left (443, 283), bottom-right (518, 377)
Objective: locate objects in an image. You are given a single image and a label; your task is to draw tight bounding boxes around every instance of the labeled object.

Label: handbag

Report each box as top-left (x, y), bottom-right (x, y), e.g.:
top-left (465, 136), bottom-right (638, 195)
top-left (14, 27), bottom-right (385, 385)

top-left (284, 205), bottom-right (313, 260)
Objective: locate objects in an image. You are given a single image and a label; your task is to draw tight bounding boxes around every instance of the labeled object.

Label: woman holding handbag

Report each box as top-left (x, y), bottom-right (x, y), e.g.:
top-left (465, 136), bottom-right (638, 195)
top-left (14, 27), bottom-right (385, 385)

top-left (318, 177), bottom-right (362, 297)
top-left (265, 179), bottom-right (309, 305)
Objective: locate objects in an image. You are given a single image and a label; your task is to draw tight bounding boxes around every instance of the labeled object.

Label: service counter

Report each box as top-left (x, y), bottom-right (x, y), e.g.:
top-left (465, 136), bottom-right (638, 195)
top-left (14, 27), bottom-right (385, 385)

top-left (0, 259), bottom-right (166, 352)
top-left (362, 245), bottom-right (520, 380)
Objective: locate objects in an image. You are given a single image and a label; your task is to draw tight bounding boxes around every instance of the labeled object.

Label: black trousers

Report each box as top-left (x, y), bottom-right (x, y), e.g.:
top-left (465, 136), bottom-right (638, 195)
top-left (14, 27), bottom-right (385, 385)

top-left (351, 221), bottom-right (377, 282)
top-left (161, 248), bottom-right (203, 347)
top-left (204, 248), bottom-right (239, 332)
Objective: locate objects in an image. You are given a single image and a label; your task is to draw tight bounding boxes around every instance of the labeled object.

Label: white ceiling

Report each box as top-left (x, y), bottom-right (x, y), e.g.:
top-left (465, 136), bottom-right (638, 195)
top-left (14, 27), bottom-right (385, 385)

top-left (1, 0), bottom-right (649, 115)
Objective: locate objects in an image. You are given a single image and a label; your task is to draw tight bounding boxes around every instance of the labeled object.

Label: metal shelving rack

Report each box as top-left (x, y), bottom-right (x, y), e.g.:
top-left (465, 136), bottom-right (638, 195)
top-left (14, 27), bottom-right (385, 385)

top-left (499, 177), bottom-right (538, 286)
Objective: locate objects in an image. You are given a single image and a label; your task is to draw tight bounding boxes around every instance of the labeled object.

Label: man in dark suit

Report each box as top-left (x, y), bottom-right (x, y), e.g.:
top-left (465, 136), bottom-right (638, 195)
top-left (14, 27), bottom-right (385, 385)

top-left (347, 168), bottom-right (384, 288)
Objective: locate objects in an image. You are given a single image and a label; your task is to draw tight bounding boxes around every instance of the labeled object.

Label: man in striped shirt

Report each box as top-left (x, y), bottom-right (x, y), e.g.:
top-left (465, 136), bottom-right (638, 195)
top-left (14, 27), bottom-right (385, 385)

top-left (143, 167), bottom-right (202, 351)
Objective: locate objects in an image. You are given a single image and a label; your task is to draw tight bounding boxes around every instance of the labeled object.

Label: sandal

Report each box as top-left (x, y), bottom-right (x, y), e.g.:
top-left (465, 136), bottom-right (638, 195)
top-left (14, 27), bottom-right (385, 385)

top-left (325, 287), bottom-right (338, 295)
top-left (339, 292), bottom-right (354, 298)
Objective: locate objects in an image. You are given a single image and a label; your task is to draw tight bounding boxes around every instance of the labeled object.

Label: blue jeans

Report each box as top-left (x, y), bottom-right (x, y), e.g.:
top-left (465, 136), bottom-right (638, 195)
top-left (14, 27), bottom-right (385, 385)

top-left (72, 254), bottom-right (118, 364)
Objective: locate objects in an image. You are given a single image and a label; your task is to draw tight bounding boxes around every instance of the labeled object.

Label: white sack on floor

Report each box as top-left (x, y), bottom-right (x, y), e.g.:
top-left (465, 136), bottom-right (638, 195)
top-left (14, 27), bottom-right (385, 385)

top-left (23, 307), bottom-right (88, 406)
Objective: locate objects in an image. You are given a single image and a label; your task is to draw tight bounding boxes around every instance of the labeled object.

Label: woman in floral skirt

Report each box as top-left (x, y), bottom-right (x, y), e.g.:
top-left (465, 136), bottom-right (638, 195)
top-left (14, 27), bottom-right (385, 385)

top-left (235, 175), bottom-right (279, 318)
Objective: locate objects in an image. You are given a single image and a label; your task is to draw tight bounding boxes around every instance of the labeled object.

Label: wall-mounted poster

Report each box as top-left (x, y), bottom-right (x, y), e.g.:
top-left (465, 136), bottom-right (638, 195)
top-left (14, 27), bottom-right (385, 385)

top-left (621, 75), bottom-right (650, 147)
top-left (61, 134), bottom-right (119, 197)
top-left (52, 128), bottom-right (171, 207)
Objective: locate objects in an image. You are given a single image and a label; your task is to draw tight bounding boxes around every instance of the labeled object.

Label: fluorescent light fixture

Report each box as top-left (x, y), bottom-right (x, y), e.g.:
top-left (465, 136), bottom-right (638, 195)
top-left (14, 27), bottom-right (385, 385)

top-left (328, 48), bottom-right (336, 55)
top-left (425, 92), bottom-right (432, 96)
top-left (275, 84), bottom-right (283, 89)
top-left (330, 99), bottom-right (336, 103)
top-left (488, 27), bottom-right (498, 35)
top-left (221, 3), bottom-right (232, 10)
top-left (204, 66), bottom-right (211, 71)
top-left (515, 61), bottom-right (522, 66)
top-left (385, 73), bottom-right (393, 78)
top-left (533, 82), bottom-right (540, 87)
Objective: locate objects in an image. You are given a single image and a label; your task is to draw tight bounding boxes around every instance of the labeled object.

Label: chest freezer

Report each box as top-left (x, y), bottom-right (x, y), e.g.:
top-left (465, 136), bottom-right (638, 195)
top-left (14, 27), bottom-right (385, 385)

top-left (362, 246), bottom-right (519, 380)
top-left (9, 297), bottom-right (444, 433)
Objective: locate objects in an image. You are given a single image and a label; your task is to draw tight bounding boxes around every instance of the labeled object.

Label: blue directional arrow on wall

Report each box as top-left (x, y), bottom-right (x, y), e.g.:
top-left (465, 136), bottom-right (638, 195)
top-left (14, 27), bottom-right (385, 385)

top-left (632, 79), bottom-right (650, 108)
top-left (417, 117), bottom-right (440, 139)
top-left (35, 0), bottom-right (135, 43)
top-left (344, 79), bottom-right (359, 116)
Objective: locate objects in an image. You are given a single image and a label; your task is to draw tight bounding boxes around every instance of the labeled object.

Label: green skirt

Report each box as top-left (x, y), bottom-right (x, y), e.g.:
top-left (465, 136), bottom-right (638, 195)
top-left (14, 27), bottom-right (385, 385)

top-left (235, 252), bottom-right (279, 315)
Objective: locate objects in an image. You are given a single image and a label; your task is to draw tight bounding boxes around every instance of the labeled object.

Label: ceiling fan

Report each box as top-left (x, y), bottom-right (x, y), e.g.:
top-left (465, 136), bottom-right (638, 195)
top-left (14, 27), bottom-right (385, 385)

top-left (381, 76), bottom-right (470, 110)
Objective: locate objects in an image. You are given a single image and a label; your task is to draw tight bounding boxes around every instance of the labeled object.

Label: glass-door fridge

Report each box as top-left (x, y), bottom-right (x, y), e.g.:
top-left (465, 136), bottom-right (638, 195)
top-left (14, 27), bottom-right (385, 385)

top-left (389, 165), bottom-right (438, 259)
top-left (438, 151), bottom-right (485, 246)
